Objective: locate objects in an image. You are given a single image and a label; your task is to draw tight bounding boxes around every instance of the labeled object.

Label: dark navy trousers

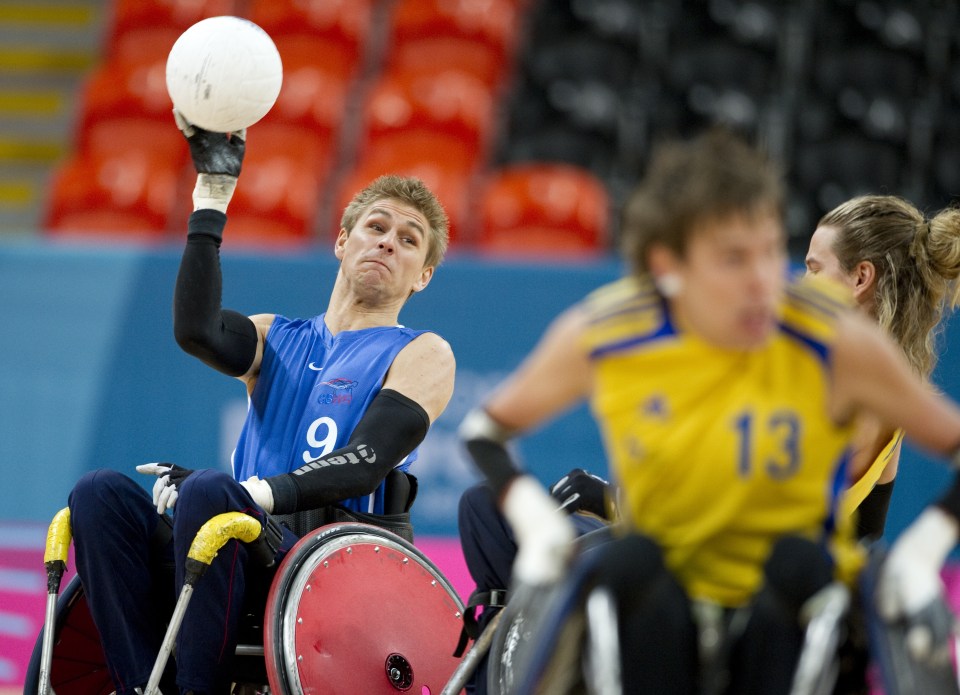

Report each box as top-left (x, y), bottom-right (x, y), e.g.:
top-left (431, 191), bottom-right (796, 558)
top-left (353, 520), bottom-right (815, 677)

top-left (69, 468), bottom-right (298, 695)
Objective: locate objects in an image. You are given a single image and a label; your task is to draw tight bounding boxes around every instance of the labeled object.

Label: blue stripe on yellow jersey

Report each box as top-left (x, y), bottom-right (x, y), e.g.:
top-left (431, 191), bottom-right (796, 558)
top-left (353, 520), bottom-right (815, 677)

top-left (580, 275), bottom-right (858, 606)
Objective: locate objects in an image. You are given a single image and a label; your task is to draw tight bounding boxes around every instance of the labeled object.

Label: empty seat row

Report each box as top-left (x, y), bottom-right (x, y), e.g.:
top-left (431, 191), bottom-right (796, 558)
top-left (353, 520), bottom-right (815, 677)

top-left (44, 0), bottom-right (614, 256)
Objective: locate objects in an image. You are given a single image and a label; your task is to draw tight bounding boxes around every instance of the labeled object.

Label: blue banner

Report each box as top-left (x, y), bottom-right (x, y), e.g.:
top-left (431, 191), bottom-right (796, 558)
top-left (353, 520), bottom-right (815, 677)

top-left (1, 240), bottom-right (956, 541)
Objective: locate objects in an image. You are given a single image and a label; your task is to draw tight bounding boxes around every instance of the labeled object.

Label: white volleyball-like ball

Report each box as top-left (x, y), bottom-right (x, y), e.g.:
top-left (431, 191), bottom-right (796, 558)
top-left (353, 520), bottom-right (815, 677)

top-left (166, 16), bottom-right (283, 133)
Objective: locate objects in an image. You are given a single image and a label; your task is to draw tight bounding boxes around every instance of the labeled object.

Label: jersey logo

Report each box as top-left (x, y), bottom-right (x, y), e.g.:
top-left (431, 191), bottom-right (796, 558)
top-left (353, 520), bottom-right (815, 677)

top-left (307, 362), bottom-right (323, 371)
top-left (642, 394), bottom-right (669, 419)
top-left (316, 377), bottom-right (357, 406)
top-left (322, 377), bottom-right (358, 390)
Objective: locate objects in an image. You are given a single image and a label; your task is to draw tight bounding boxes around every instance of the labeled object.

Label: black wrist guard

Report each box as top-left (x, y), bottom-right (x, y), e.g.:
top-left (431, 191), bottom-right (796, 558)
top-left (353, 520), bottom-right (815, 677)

top-left (458, 407), bottom-right (520, 498)
top-left (173, 210), bottom-right (258, 377)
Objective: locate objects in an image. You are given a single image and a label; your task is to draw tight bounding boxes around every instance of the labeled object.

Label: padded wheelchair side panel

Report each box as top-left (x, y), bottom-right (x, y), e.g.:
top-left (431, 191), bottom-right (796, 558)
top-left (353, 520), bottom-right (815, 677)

top-left (23, 575), bottom-right (113, 695)
top-left (264, 522), bottom-right (466, 694)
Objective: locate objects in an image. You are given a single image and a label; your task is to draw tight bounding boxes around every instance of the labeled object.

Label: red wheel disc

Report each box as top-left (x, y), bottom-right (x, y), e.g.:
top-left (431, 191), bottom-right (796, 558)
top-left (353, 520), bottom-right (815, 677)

top-left (266, 524), bottom-right (465, 694)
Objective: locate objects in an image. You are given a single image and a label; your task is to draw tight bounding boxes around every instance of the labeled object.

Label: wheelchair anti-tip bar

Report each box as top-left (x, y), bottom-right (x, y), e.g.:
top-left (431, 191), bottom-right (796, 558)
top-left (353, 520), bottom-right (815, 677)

top-left (39, 506), bottom-right (72, 695)
top-left (146, 512), bottom-right (273, 695)
top-left (440, 608), bottom-right (504, 695)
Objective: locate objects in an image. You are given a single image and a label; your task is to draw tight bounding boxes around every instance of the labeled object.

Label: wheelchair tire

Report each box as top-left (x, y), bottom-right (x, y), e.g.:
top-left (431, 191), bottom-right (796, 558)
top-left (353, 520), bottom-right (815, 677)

top-left (22, 575), bottom-right (113, 695)
top-left (485, 580), bottom-right (588, 695)
top-left (486, 526), bottom-right (616, 695)
top-left (264, 522), bottom-right (467, 694)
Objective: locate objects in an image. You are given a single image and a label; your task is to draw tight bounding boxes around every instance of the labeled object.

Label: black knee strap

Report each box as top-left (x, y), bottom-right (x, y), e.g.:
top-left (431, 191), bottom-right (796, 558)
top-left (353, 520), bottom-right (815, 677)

top-left (246, 513), bottom-right (284, 568)
top-left (453, 588), bottom-right (509, 657)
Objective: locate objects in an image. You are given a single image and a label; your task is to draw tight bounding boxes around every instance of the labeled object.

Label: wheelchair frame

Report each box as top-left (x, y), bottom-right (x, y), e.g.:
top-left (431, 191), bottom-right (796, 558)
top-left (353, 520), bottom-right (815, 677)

top-left (24, 515), bottom-right (467, 695)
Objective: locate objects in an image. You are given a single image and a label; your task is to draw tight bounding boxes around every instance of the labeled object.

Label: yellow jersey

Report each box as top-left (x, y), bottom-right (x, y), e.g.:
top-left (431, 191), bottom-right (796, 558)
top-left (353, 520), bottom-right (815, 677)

top-left (581, 275), bottom-right (856, 606)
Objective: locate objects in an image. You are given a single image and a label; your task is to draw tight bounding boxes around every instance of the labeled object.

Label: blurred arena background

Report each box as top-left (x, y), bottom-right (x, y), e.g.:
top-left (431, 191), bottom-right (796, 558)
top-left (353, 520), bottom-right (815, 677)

top-left (1, 0), bottom-right (959, 688)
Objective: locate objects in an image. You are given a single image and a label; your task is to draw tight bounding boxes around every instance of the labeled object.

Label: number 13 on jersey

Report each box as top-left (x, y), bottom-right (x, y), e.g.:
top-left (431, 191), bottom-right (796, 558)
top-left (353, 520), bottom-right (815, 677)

top-left (732, 410), bottom-right (801, 480)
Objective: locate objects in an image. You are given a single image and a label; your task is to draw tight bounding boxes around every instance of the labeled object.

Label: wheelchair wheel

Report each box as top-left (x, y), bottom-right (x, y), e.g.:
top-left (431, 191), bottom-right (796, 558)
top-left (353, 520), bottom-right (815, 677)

top-left (264, 522), bottom-right (466, 694)
top-left (22, 574), bottom-right (113, 695)
top-left (486, 580), bottom-right (588, 695)
top-left (487, 529), bottom-right (616, 695)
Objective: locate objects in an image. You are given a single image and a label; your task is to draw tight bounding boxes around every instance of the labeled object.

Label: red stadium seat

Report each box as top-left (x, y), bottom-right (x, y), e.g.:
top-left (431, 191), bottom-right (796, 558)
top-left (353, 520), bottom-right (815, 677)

top-left (357, 70), bottom-right (495, 166)
top-left (384, 35), bottom-right (510, 93)
top-left (263, 34), bottom-right (357, 139)
top-left (248, 0), bottom-right (375, 68)
top-left (109, 26), bottom-right (184, 64)
top-left (353, 127), bottom-right (481, 185)
top-left (81, 118), bottom-right (187, 166)
top-left (106, 0), bottom-right (237, 53)
top-left (272, 33), bottom-right (359, 84)
top-left (388, 0), bottom-right (521, 64)
top-left (477, 163), bottom-right (611, 256)
top-left (217, 123), bottom-right (334, 247)
top-left (44, 148), bottom-right (184, 239)
top-left (73, 54), bottom-right (173, 151)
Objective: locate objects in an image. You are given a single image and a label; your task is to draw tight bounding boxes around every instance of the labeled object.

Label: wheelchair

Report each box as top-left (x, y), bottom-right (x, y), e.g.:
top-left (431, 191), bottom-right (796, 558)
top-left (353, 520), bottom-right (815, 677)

top-left (24, 506), bottom-right (467, 694)
top-left (471, 531), bottom-right (960, 695)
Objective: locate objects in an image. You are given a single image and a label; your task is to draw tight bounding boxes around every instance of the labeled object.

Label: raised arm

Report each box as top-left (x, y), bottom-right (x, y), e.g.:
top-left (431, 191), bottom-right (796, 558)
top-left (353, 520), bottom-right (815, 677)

top-left (171, 111), bottom-right (268, 382)
top-left (173, 210), bottom-right (269, 380)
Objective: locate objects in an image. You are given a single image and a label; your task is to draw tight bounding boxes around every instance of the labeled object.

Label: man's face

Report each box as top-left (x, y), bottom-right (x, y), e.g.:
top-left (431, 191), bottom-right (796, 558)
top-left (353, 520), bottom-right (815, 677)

top-left (655, 209), bottom-right (787, 350)
top-left (335, 198), bottom-right (434, 300)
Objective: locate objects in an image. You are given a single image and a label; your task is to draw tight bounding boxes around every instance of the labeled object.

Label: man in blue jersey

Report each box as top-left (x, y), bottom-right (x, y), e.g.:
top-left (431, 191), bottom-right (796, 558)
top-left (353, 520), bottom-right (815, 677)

top-left (65, 113), bottom-right (456, 695)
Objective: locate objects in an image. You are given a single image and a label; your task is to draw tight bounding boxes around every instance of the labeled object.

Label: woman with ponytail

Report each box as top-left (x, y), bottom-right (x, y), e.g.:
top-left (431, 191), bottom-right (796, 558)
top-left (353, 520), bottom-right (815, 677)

top-left (805, 196), bottom-right (960, 539)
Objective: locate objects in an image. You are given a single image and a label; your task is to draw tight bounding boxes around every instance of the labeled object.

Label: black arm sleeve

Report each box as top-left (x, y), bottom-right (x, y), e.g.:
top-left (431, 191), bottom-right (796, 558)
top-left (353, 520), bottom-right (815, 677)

top-left (464, 439), bottom-right (520, 499)
top-left (855, 479), bottom-right (895, 541)
top-left (265, 389), bottom-right (430, 514)
top-left (173, 209), bottom-right (258, 377)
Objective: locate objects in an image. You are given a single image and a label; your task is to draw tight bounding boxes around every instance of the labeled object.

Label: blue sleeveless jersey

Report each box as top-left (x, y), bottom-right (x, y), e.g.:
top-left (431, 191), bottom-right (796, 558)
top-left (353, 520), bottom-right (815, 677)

top-left (232, 314), bottom-right (428, 514)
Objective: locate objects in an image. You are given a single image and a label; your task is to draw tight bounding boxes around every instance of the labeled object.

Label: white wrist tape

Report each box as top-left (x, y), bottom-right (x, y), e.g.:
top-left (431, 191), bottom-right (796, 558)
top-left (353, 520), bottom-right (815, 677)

top-left (193, 173), bottom-right (238, 214)
top-left (240, 476), bottom-right (274, 514)
top-left (878, 506), bottom-right (958, 619)
top-left (899, 506), bottom-right (959, 572)
top-left (458, 407), bottom-right (514, 444)
top-left (502, 475), bottom-right (576, 585)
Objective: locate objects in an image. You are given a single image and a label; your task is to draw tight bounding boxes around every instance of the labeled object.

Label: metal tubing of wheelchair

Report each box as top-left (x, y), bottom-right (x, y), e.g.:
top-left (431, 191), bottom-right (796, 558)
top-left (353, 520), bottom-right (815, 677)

top-left (789, 582), bottom-right (850, 695)
top-left (439, 608), bottom-right (504, 695)
top-left (145, 513), bottom-right (264, 695)
top-left (38, 593), bottom-right (59, 695)
top-left (145, 583), bottom-right (195, 695)
top-left (234, 645), bottom-right (265, 657)
top-left (584, 587), bottom-right (622, 695)
top-left (39, 507), bottom-right (72, 695)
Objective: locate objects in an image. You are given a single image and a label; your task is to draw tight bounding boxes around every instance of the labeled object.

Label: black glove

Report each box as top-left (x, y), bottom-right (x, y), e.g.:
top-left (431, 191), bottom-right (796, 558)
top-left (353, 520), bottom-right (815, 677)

top-left (549, 468), bottom-right (612, 520)
top-left (136, 462), bottom-right (196, 514)
top-left (173, 109), bottom-right (245, 176)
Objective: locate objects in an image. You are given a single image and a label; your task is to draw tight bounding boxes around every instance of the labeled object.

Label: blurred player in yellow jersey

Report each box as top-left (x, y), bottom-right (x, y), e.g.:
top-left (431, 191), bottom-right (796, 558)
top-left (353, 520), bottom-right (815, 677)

top-left (805, 196), bottom-right (960, 540)
top-left (579, 272), bottom-right (856, 608)
top-left (459, 129), bottom-right (960, 694)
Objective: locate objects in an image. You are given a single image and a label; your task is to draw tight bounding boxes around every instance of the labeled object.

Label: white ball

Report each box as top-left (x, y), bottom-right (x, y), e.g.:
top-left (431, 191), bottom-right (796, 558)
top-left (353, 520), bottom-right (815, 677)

top-left (166, 16), bottom-right (283, 133)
